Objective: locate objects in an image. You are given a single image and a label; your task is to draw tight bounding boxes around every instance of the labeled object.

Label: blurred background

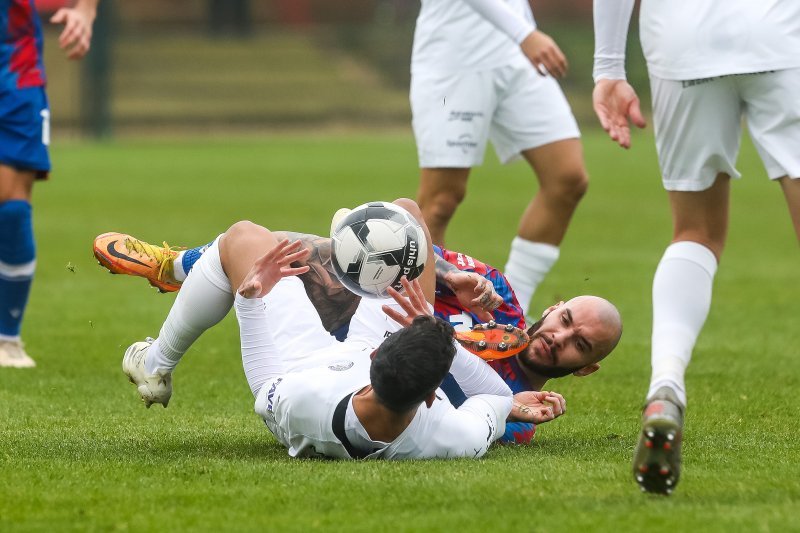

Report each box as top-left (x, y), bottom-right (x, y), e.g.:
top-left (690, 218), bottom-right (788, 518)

top-left (39, 0), bottom-right (648, 139)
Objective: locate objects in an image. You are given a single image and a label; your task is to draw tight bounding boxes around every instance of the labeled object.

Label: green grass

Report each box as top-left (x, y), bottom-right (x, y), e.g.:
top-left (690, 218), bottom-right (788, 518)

top-left (2, 130), bottom-right (799, 531)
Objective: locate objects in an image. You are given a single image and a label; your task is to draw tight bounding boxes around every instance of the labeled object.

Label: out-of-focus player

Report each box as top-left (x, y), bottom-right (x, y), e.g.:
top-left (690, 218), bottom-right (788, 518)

top-left (412, 0), bottom-right (589, 317)
top-left (0, 0), bottom-right (99, 368)
top-left (593, 0), bottom-right (800, 494)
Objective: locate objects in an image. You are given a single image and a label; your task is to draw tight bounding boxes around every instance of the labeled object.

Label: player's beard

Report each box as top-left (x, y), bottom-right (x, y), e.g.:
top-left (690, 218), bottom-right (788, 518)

top-left (518, 317), bottom-right (584, 379)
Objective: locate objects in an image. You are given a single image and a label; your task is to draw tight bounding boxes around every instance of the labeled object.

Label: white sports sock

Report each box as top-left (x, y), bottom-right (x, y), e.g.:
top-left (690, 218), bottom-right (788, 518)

top-left (172, 251), bottom-right (188, 282)
top-left (145, 239), bottom-right (234, 374)
top-left (503, 237), bottom-right (560, 316)
top-left (648, 241), bottom-right (718, 407)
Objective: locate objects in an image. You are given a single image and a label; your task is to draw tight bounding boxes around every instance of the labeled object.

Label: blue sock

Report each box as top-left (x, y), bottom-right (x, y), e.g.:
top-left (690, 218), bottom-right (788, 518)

top-left (0, 200), bottom-right (36, 338)
top-left (182, 244), bottom-right (206, 274)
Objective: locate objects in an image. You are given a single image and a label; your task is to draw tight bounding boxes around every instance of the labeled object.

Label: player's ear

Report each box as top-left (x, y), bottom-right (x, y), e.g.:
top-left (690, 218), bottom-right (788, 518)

top-left (369, 349), bottom-right (378, 361)
top-left (541, 301), bottom-right (564, 318)
top-left (424, 391), bottom-right (436, 408)
top-left (573, 363), bottom-right (599, 377)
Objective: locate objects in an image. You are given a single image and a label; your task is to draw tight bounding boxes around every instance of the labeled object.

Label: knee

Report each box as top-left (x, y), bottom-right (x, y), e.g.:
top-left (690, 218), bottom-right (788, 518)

top-left (541, 168), bottom-right (589, 206)
top-left (417, 188), bottom-right (464, 223)
top-left (393, 197), bottom-right (423, 222)
top-left (223, 220), bottom-right (270, 249)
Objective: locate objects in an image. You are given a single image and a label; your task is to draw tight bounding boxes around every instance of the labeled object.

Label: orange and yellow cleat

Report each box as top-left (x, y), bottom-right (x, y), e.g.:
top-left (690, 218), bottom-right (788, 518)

top-left (93, 232), bottom-right (182, 293)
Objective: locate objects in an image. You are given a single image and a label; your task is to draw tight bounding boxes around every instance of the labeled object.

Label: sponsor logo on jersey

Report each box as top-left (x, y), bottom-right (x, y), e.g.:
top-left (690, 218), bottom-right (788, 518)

top-left (328, 360), bottom-right (355, 371)
top-left (266, 377), bottom-right (282, 412)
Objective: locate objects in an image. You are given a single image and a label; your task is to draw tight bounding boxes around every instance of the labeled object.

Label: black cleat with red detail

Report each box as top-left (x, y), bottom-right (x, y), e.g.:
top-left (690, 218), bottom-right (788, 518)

top-left (632, 386), bottom-right (684, 495)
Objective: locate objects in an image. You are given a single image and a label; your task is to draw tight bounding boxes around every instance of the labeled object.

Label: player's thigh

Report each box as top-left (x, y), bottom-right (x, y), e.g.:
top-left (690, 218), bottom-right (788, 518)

top-left (490, 66), bottom-right (580, 165)
top-left (650, 74), bottom-right (742, 191)
top-left (262, 276), bottom-right (338, 372)
top-left (410, 71), bottom-right (495, 168)
top-left (0, 165), bottom-right (35, 200)
top-left (740, 68), bottom-right (800, 181)
top-left (0, 86), bottom-right (50, 190)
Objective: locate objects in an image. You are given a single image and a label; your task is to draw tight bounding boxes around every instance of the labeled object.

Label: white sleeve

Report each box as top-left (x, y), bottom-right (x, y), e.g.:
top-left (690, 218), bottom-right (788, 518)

top-left (461, 0), bottom-right (536, 45)
top-left (449, 342), bottom-right (513, 399)
top-left (234, 293), bottom-right (285, 396)
top-left (434, 394), bottom-right (512, 458)
top-left (592, 0), bottom-right (636, 82)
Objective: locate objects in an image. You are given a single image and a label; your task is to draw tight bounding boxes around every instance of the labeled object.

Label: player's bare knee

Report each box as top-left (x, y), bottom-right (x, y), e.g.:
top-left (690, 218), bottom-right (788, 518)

top-left (543, 169), bottom-right (589, 206)
top-left (221, 221), bottom-right (271, 257)
top-left (394, 198), bottom-right (423, 222)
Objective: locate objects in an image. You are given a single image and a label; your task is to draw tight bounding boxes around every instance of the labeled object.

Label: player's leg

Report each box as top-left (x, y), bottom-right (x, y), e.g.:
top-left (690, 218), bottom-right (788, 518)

top-left (411, 70), bottom-right (494, 246)
top-left (393, 198), bottom-right (436, 304)
top-left (0, 86), bottom-right (50, 368)
top-left (0, 167), bottom-right (37, 368)
top-left (738, 68), bottom-right (800, 241)
top-left (634, 73), bottom-right (741, 494)
top-left (123, 236), bottom-right (234, 407)
top-left (490, 67), bottom-right (586, 317)
top-left (779, 177), bottom-right (800, 239)
top-left (507, 139), bottom-right (587, 316)
top-left (416, 168), bottom-right (470, 246)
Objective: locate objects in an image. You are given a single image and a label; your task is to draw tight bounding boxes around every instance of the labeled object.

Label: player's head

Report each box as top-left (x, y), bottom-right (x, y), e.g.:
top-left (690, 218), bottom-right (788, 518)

top-left (370, 315), bottom-right (456, 413)
top-left (519, 296), bottom-right (622, 379)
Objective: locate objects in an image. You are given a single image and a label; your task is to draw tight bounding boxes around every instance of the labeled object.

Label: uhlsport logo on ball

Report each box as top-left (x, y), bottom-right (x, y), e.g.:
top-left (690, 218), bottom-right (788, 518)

top-left (330, 201), bottom-right (427, 298)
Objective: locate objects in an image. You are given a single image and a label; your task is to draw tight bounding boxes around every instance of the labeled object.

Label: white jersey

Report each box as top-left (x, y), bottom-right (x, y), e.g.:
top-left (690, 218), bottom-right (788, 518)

top-left (236, 286), bottom-right (513, 461)
top-left (253, 341), bottom-right (511, 460)
top-left (594, 0), bottom-right (800, 81)
top-left (412, 0), bottom-right (535, 76)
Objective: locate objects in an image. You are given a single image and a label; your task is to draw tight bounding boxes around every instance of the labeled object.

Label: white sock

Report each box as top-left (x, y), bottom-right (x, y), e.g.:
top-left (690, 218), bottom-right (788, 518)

top-left (145, 240), bottom-right (234, 374)
top-left (503, 237), bottom-right (560, 316)
top-left (647, 241), bottom-right (718, 407)
top-left (172, 251), bottom-right (188, 282)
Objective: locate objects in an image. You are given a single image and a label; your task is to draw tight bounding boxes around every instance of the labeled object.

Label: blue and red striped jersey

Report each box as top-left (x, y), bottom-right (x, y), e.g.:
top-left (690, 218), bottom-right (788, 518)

top-left (433, 246), bottom-right (536, 444)
top-left (0, 1), bottom-right (45, 90)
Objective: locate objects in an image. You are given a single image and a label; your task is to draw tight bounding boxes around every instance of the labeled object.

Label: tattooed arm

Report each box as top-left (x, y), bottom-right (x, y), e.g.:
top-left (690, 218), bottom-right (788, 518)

top-left (275, 231), bottom-right (361, 333)
top-left (435, 254), bottom-right (503, 323)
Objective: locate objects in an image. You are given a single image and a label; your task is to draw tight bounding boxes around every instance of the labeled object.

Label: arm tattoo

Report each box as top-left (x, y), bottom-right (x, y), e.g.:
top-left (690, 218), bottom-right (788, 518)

top-left (435, 253), bottom-right (459, 290)
top-left (278, 231), bottom-right (360, 333)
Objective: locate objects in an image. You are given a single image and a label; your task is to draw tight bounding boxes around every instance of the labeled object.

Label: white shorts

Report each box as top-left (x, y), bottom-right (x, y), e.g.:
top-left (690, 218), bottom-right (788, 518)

top-left (650, 68), bottom-right (800, 191)
top-left (261, 277), bottom-right (432, 374)
top-left (410, 65), bottom-right (580, 167)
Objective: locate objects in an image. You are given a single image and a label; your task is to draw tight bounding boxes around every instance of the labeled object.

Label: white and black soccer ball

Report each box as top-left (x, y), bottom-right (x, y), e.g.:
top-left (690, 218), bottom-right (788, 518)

top-left (331, 201), bottom-right (428, 298)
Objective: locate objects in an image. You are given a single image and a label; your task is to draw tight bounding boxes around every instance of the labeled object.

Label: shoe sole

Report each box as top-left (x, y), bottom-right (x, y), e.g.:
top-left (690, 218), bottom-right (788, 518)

top-left (633, 417), bottom-right (682, 495)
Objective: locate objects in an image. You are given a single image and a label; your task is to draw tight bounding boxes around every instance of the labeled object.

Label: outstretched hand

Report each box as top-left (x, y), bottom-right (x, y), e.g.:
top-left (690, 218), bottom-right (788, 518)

top-left (50, 4), bottom-right (97, 60)
top-left (509, 390), bottom-right (567, 424)
top-left (592, 79), bottom-right (646, 149)
top-left (445, 271), bottom-right (502, 322)
top-left (382, 276), bottom-right (432, 327)
top-left (237, 239), bottom-right (311, 299)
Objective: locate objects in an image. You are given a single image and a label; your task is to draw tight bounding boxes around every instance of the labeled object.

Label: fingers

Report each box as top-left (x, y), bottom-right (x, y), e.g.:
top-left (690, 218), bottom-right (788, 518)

top-left (539, 45), bottom-right (568, 79)
top-left (542, 391), bottom-right (566, 417)
top-left (381, 304), bottom-right (411, 327)
top-left (628, 98), bottom-right (647, 128)
top-left (52, 9), bottom-right (93, 60)
top-left (237, 279), bottom-right (262, 299)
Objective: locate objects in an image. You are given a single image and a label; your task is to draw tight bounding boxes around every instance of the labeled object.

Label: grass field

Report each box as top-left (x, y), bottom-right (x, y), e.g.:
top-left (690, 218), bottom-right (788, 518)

top-left (1, 129), bottom-right (798, 532)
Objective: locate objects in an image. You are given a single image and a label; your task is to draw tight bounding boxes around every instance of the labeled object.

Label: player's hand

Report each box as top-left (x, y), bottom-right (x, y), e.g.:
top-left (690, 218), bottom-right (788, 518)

top-left (592, 79), bottom-right (647, 149)
top-left (444, 271), bottom-right (502, 322)
top-left (50, 3), bottom-right (97, 60)
top-left (237, 239), bottom-right (310, 299)
top-left (509, 390), bottom-right (567, 423)
top-left (520, 30), bottom-right (568, 78)
top-left (383, 276), bottom-right (431, 327)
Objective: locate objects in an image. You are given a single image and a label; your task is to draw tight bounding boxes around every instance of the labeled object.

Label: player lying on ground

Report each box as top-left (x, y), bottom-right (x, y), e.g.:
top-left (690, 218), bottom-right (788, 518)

top-left (113, 200), bottom-right (562, 460)
top-left (94, 207), bottom-right (622, 445)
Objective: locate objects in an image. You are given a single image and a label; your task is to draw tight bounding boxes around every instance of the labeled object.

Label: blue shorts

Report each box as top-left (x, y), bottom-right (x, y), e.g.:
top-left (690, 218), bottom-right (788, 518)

top-left (0, 85), bottom-right (50, 178)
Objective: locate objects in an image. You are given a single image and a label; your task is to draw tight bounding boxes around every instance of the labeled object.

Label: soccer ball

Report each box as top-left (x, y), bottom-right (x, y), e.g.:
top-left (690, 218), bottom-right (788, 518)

top-left (331, 201), bottom-right (428, 298)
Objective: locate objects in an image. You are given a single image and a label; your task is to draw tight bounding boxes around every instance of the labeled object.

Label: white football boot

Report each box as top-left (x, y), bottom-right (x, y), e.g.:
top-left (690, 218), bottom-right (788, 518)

top-left (0, 339), bottom-right (35, 368)
top-left (122, 338), bottom-right (172, 408)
